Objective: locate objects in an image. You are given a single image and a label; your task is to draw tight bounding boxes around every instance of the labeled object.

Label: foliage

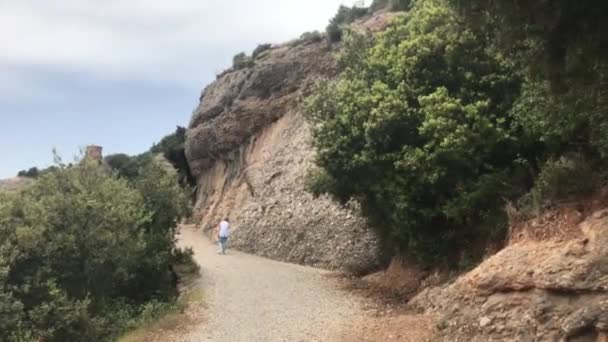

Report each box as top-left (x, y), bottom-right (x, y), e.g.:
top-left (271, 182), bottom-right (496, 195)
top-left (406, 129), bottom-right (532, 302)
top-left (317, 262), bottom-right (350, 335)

top-left (232, 52), bottom-right (254, 70)
top-left (104, 153), bottom-right (147, 180)
top-left (106, 126), bottom-right (194, 187)
top-left (389, 0), bottom-right (412, 11)
top-left (451, 0), bottom-right (608, 158)
top-left (371, 0), bottom-right (411, 11)
top-left (370, 0), bottom-right (389, 11)
top-left (134, 162), bottom-right (191, 237)
top-left (299, 31), bottom-right (324, 44)
top-left (0, 157), bottom-right (192, 341)
top-left (149, 126), bottom-right (186, 156)
top-left (17, 166), bottom-right (59, 179)
top-left (288, 31), bottom-right (325, 47)
top-left (252, 43), bottom-right (272, 59)
top-left (17, 167), bottom-right (39, 178)
top-left (510, 73), bottom-right (608, 159)
top-left (306, 0), bottom-right (526, 264)
top-left (326, 5), bottom-right (368, 42)
top-left (150, 126), bottom-right (195, 186)
top-left (117, 284), bottom-right (203, 342)
top-left (449, 0), bottom-right (608, 87)
top-left (516, 154), bottom-right (601, 217)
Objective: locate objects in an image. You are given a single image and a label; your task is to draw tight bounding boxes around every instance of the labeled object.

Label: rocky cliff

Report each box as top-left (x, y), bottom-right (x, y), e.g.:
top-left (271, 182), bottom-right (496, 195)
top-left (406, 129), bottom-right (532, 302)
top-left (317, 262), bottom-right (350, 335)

top-left (185, 38), bottom-right (381, 273)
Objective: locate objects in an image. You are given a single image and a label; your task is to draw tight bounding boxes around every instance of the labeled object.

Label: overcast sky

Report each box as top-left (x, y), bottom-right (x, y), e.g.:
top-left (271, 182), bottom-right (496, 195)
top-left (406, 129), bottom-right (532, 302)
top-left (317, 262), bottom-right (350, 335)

top-left (0, 0), bottom-right (360, 178)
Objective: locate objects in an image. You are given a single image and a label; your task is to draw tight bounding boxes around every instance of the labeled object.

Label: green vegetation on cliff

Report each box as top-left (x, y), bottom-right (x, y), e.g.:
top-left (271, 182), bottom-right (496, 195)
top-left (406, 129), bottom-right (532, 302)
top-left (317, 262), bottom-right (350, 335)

top-left (105, 126), bottom-right (195, 187)
top-left (326, 5), bottom-right (368, 42)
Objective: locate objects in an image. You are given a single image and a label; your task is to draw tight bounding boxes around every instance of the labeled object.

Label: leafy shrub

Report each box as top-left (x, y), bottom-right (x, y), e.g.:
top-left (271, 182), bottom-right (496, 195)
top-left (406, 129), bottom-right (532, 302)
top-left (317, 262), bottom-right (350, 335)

top-left (17, 167), bottom-right (39, 178)
top-left (306, 0), bottom-right (525, 264)
top-left (288, 31), bottom-right (325, 47)
top-left (452, 0), bottom-right (608, 159)
top-left (510, 154), bottom-right (602, 221)
top-left (232, 52), bottom-right (254, 70)
top-left (309, 0), bottom-right (608, 266)
top-left (369, 0), bottom-right (411, 12)
top-left (172, 247), bottom-right (200, 282)
top-left (0, 157), bottom-right (192, 341)
top-left (370, 0), bottom-right (389, 11)
top-left (215, 69), bottom-right (231, 80)
top-left (530, 155), bottom-right (598, 212)
top-left (511, 77), bottom-right (608, 159)
top-left (305, 167), bottom-right (343, 199)
top-left (134, 161), bottom-right (191, 236)
top-left (300, 31), bottom-right (324, 43)
top-left (17, 166), bottom-right (61, 178)
top-left (449, 0), bottom-right (608, 93)
top-left (104, 153), bottom-right (145, 180)
top-left (252, 43), bottom-right (272, 59)
top-left (326, 5), bottom-right (368, 43)
top-left (150, 126), bottom-right (195, 186)
top-left (106, 127), bottom-right (194, 187)
top-left (389, 0), bottom-right (411, 11)
top-left (135, 300), bottom-right (175, 325)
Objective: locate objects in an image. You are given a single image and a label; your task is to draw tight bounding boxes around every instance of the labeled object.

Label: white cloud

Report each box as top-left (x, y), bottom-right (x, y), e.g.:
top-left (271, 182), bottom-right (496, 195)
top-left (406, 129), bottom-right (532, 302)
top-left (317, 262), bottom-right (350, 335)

top-left (0, 0), bottom-right (360, 91)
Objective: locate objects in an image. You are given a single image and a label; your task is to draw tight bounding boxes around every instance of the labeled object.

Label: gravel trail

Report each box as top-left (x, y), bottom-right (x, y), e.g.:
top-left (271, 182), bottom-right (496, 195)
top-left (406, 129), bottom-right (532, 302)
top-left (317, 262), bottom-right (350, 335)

top-left (176, 225), bottom-right (364, 342)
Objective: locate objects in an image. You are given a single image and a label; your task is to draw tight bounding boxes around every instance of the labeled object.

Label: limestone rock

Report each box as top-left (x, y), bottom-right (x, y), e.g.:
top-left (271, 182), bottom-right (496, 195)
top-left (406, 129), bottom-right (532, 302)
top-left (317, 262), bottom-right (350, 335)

top-left (185, 39), bottom-right (381, 273)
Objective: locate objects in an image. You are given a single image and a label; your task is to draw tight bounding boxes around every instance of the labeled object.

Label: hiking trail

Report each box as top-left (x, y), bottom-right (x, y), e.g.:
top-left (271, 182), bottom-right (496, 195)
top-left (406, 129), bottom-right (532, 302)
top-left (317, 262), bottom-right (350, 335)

top-left (173, 225), bottom-right (364, 342)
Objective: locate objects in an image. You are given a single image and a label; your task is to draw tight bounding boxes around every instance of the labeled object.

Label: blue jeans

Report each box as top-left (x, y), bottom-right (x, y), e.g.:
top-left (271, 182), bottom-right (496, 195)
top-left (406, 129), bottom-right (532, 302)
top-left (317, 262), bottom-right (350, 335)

top-left (218, 236), bottom-right (229, 254)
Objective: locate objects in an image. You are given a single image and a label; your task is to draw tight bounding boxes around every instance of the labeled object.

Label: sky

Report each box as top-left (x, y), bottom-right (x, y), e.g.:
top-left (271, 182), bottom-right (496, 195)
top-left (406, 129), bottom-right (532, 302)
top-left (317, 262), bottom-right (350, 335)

top-left (0, 0), bottom-right (360, 178)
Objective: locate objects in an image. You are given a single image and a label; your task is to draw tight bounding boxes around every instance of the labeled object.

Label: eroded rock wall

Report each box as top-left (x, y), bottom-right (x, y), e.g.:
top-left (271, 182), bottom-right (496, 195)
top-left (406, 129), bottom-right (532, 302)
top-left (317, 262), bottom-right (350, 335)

top-left (411, 206), bottom-right (608, 341)
top-left (185, 40), bottom-right (381, 273)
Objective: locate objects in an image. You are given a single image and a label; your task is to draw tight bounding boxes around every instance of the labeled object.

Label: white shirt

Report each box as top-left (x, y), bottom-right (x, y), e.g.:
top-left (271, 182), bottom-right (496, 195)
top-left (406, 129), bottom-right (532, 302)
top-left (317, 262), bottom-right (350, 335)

top-left (219, 220), bottom-right (230, 237)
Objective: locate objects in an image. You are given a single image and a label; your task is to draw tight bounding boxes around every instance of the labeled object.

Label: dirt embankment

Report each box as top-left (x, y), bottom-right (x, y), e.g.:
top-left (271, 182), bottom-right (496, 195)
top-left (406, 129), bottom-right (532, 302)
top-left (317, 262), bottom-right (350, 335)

top-left (346, 190), bottom-right (608, 341)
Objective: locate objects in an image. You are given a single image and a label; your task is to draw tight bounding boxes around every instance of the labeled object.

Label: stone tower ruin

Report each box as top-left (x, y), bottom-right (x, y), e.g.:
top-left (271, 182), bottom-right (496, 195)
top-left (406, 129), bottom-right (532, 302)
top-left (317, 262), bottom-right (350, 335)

top-left (85, 145), bottom-right (103, 162)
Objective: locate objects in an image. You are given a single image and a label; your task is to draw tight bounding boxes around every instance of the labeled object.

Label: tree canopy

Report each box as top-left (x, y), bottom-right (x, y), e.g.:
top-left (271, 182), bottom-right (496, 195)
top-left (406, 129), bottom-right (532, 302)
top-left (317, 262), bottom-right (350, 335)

top-left (306, 0), bottom-right (606, 264)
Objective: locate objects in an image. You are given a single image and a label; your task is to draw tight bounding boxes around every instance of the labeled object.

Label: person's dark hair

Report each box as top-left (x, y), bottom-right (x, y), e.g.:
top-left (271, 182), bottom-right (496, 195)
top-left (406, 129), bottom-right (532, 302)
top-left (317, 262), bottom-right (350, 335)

top-left (225, 218), bottom-right (230, 222)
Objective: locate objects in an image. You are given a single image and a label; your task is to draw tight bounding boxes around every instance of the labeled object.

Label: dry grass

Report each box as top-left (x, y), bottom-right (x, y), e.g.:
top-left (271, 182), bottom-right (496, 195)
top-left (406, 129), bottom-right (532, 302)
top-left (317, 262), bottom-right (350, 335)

top-left (509, 187), bottom-right (608, 244)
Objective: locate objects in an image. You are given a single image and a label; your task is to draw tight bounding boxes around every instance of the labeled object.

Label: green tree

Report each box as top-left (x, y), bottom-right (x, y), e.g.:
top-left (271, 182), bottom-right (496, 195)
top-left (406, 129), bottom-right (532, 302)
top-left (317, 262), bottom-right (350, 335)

top-left (150, 126), bottom-right (195, 186)
top-left (232, 52), bottom-right (254, 70)
top-left (326, 5), bottom-right (368, 42)
top-left (449, 0), bottom-right (608, 85)
top-left (17, 167), bottom-right (40, 178)
top-left (306, 0), bottom-right (525, 264)
top-left (104, 153), bottom-right (142, 180)
top-left (389, 0), bottom-right (411, 11)
top-left (450, 0), bottom-right (608, 158)
top-left (0, 157), bottom-right (191, 341)
top-left (252, 43), bottom-right (272, 59)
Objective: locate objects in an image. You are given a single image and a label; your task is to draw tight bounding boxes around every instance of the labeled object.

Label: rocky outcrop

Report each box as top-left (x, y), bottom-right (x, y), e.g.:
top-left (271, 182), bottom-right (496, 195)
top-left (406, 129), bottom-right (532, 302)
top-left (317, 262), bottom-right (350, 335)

top-left (185, 39), bottom-right (381, 273)
top-left (411, 207), bottom-right (608, 341)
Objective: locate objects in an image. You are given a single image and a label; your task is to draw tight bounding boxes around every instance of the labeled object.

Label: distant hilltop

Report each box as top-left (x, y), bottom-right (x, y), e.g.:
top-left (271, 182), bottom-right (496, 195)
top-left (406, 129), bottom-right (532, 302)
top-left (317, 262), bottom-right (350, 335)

top-left (0, 177), bottom-right (33, 192)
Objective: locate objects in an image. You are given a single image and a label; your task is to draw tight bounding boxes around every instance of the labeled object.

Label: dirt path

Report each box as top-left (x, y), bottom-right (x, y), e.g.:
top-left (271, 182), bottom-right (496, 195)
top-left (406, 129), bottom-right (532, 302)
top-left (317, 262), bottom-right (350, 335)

top-left (174, 225), bottom-right (365, 342)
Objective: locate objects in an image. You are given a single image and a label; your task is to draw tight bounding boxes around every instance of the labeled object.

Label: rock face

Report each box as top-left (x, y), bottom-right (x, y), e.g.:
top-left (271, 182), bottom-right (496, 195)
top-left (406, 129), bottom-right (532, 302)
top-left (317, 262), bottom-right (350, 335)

top-left (411, 208), bottom-right (608, 341)
top-left (185, 39), bottom-right (381, 273)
